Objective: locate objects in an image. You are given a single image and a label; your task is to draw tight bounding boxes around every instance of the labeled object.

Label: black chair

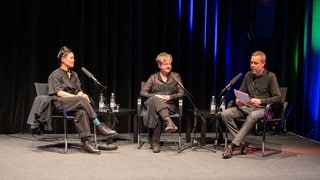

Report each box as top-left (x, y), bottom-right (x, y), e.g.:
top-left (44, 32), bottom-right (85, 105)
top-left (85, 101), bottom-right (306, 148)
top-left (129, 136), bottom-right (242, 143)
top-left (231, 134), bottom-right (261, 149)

top-left (224, 87), bottom-right (288, 157)
top-left (136, 82), bottom-right (183, 151)
top-left (260, 87), bottom-right (288, 156)
top-left (33, 83), bottom-right (97, 153)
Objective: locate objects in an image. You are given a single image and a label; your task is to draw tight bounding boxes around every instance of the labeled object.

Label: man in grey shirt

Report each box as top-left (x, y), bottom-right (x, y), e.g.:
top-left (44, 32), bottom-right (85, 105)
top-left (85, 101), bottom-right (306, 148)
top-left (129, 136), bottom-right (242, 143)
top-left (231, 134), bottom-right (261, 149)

top-left (221, 50), bottom-right (281, 159)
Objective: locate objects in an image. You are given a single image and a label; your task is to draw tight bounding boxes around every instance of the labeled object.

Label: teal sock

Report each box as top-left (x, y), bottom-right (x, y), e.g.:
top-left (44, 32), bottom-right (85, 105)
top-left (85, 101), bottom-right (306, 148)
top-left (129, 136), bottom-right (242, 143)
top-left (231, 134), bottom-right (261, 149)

top-left (92, 118), bottom-right (101, 126)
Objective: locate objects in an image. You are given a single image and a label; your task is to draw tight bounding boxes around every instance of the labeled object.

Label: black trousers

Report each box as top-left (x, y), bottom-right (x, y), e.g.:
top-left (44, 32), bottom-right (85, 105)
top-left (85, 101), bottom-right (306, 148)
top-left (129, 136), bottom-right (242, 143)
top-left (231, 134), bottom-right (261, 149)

top-left (52, 96), bottom-right (97, 140)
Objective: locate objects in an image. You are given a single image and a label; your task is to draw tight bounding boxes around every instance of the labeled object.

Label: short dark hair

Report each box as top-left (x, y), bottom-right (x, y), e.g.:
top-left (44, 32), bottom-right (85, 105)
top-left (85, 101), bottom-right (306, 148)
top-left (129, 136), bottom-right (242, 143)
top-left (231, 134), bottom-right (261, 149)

top-left (57, 46), bottom-right (73, 59)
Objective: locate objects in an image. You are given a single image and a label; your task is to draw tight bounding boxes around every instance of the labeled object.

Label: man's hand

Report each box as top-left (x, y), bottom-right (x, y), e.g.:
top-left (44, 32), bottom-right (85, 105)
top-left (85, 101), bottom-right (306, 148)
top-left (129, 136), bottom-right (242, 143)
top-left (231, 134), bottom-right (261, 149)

top-left (248, 98), bottom-right (261, 107)
top-left (235, 99), bottom-right (245, 107)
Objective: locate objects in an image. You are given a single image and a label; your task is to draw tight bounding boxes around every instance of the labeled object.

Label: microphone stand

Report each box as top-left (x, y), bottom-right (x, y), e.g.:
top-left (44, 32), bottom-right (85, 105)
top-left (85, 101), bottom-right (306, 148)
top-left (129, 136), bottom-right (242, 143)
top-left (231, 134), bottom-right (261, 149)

top-left (211, 90), bottom-right (226, 151)
top-left (86, 75), bottom-right (118, 149)
top-left (177, 83), bottom-right (216, 153)
top-left (212, 74), bottom-right (242, 151)
top-left (94, 81), bottom-right (111, 112)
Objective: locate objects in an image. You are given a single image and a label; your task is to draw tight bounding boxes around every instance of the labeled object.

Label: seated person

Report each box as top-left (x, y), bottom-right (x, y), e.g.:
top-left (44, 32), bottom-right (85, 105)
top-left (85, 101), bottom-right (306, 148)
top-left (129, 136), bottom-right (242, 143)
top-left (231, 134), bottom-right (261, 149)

top-left (140, 52), bottom-right (184, 153)
top-left (48, 46), bottom-right (117, 154)
top-left (220, 51), bottom-right (281, 159)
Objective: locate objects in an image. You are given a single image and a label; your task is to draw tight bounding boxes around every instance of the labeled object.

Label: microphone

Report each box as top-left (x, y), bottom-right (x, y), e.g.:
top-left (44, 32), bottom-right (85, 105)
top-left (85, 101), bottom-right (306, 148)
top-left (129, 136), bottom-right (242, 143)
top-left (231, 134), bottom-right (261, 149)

top-left (229, 73), bottom-right (243, 86)
top-left (220, 73), bottom-right (243, 94)
top-left (81, 67), bottom-right (101, 85)
top-left (171, 74), bottom-right (184, 88)
top-left (171, 73), bottom-right (195, 101)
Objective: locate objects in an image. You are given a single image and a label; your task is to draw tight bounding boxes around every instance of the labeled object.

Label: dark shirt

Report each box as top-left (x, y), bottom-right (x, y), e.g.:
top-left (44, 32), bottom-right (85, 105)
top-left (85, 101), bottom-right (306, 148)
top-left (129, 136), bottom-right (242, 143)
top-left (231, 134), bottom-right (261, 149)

top-left (240, 69), bottom-right (281, 105)
top-left (140, 72), bottom-right (184, 103)
top-left (48, 68), bottom-right (82, 96)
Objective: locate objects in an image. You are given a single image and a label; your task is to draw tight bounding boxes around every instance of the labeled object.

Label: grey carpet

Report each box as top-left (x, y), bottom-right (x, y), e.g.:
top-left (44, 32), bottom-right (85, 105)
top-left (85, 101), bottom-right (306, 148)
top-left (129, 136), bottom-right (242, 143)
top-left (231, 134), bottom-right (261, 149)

top-left (0, 132), bottom-right (320, 180)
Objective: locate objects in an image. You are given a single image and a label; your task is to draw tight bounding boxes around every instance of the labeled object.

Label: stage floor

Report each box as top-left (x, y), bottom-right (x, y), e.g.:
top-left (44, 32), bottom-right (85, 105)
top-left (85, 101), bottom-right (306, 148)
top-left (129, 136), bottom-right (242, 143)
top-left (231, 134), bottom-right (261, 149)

top-left (1, 132), bottom-right (320, 180)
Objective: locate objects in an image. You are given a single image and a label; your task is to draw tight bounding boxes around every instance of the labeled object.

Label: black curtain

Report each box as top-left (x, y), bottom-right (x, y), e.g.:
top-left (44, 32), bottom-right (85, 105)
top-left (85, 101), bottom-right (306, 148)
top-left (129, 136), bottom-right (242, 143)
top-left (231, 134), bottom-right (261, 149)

top-left (1, 0), bottom-right (318, 141)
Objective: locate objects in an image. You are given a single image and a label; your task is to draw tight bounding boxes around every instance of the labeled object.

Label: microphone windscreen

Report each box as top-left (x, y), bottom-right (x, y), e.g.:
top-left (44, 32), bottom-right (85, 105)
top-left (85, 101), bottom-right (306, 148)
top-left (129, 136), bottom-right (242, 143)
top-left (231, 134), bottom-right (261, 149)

top-left (81, 67), bottom-right (93, 78)
top-left (230, 73), bottom-right (243, 85)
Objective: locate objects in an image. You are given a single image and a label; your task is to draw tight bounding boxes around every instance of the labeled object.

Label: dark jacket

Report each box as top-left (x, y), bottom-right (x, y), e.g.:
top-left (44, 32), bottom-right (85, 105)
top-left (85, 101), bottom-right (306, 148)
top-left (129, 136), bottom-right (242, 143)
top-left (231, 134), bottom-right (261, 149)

top-left (27, 95), bottom-right (53, 134)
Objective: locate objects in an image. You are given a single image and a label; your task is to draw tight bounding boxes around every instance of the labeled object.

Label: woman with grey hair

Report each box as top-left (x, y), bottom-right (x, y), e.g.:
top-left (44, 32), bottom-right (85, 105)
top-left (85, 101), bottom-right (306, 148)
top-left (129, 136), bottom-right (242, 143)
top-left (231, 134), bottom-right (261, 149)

top-left (140, 52), bottom-right (184, 153)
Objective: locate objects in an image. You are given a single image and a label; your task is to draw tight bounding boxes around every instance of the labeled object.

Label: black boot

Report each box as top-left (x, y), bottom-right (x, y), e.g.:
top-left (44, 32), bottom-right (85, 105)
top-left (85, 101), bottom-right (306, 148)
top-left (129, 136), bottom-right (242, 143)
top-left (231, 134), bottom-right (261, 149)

top-left (152, 122), bottom-right (162, 153)
top-left (82, 141), bottom-right (101, 154)
top-left (152, 137), bottom-right (160, 153)
top-left (97, 122), bottom-right (118, 137)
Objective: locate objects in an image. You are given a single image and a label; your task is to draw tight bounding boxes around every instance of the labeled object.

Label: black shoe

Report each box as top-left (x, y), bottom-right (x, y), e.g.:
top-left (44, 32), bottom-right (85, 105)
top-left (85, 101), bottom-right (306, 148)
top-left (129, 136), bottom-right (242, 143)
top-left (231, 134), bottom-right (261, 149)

top-left (82, 141), bottom-right (101, 154)
top-left (97, 123), bottom-right (118, 137)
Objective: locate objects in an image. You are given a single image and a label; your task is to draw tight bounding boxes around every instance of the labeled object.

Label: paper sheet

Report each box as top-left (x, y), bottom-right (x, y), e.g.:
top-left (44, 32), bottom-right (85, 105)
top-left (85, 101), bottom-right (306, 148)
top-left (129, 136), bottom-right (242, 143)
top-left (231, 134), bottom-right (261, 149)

top-left (234, 89), bottom-right (251, 105)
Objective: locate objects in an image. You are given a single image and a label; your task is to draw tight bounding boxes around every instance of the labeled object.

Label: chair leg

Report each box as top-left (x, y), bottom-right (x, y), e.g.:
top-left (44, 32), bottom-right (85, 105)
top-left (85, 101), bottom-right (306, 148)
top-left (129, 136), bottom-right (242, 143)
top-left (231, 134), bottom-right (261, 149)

top-left (178, 134), bottom-right (181, 150)
top-left (64, 117), bottom-right (68, 153)
top-left (175, 117), bottom-right (181, 151)
top-left (137, 126), bottom-right (147, 149)
top-left (137, 134), bottom-right (142, 149)
top-left (93, 125), bottom-right (98, 148)
top-left (137, 116), bottom-right (146, 149)
top-left (225, 127), bottom-right (228, 148)
top-left (137, 121), bottom-right (140, 148)
top-left (262, 118), bottom-right (267, 157)
top-left (137, 115), bottom-right (141, 148)
top-left (178, 118), bottom-right (181, 150)
top-left (283, 119), bottom-right (287, 135)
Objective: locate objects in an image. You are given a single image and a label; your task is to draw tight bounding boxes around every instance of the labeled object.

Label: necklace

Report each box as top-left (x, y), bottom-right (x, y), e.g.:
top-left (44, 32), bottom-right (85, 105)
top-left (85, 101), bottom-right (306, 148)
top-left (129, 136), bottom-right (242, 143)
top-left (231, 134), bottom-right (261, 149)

top-left (67, 71), bottom-right (71, 79)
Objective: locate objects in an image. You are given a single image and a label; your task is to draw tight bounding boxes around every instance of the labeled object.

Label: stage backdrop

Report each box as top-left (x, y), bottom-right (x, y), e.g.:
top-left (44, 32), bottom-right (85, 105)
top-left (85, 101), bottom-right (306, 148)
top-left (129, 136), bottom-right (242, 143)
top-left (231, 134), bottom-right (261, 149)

top-left (0, 0), bottom-right (319, 141)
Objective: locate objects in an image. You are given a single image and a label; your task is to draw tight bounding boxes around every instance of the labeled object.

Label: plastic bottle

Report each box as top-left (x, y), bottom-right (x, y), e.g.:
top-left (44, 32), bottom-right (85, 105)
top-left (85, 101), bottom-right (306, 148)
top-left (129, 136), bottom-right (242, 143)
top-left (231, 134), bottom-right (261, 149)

top-left (221, 96), bottom-right (226, 111)
top-left (110, 92), bottom-right (116, 111)
top-left (99, 93), bottom-right (105, 110)
top-left (210, 96), bottom-right (216, 114)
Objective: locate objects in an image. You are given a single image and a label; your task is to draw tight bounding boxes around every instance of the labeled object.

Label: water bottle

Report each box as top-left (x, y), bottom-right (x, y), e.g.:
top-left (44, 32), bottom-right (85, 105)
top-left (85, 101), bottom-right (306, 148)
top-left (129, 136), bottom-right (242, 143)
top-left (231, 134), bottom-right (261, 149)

top-left (210, 96), bottom-right (216, 114)
top-left (99, 93), bottom-right (105, 110)
top-left (110, 92), bottom-right (116, 111)
top-left (221, 96), bottom-right (226, 111)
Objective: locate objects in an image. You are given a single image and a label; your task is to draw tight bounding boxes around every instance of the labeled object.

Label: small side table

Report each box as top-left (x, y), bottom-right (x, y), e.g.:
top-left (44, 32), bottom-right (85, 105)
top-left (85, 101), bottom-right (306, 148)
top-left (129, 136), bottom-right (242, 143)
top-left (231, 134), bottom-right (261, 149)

top-left (186, 109), bottom-right (223, 146)
top-left (97, 108), bottom-right (136, 142)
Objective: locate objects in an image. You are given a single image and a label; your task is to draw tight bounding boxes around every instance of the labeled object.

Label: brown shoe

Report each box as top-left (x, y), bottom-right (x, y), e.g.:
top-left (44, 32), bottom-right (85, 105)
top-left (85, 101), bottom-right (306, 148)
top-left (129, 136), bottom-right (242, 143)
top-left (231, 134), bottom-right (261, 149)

top-left (233, 142), bottom-right (248, 155)
top-left (164, 117), bottom-right (178, 133)
top-left (222, 144), bottom-right (233, 159)
top-left (97, 122), bottom-right (118, 137)
top-left (82, 141), bottom-right (101, 154)
top-left (240, 141), bottom-right (248, 155)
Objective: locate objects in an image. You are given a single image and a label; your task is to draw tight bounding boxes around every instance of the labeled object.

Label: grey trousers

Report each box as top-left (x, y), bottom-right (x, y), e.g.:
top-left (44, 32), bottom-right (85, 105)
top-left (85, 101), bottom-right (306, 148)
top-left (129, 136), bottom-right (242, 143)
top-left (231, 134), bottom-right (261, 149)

top-left (52, 96), bottom-right (97, 140)
top-left (220, 105), bottom-right (265, 146)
